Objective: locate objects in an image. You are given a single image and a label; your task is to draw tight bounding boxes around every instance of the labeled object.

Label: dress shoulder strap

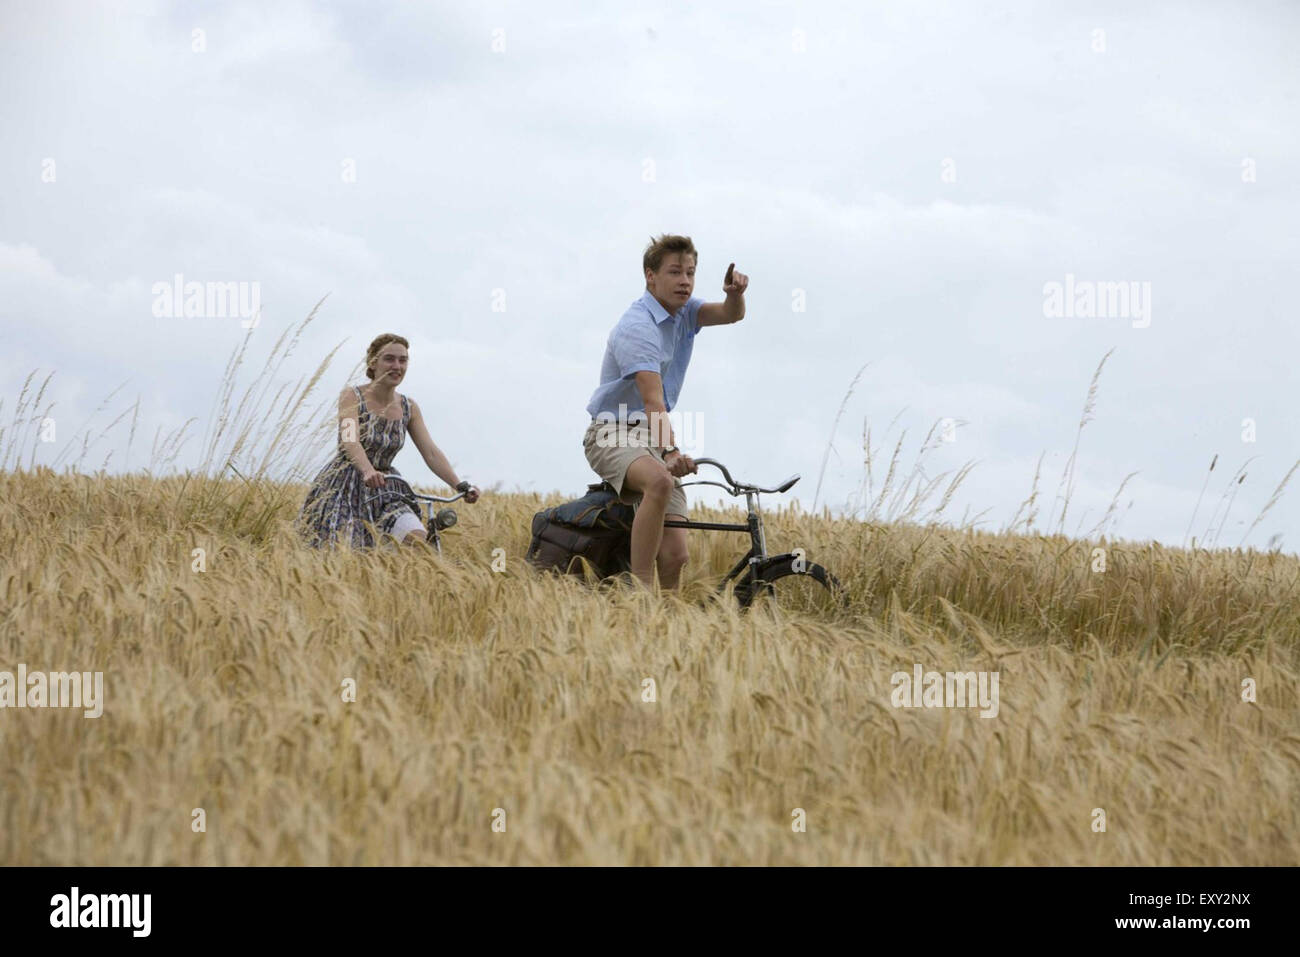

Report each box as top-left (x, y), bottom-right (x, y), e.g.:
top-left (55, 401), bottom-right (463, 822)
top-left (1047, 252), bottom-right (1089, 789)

top-left (401, 393), bottom-right (410, 422)
top-left (354, 385), bottom-right (366, 411)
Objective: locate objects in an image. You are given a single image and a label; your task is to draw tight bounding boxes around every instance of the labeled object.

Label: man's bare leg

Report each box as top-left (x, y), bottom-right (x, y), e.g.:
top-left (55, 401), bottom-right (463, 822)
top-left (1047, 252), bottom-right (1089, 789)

top-left (657, 518), bottom-right (689, 590)
top-left (623, 455), bottom-right (675, 588)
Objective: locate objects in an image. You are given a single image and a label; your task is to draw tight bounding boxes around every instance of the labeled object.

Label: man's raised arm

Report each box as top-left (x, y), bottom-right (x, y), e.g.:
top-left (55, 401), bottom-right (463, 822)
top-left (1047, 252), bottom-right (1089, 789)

top-left (698, 262), bottom-right (749, 327)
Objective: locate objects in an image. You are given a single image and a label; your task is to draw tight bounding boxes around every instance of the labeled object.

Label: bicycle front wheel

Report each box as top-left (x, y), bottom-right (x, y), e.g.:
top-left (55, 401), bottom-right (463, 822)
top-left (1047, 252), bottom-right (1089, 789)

top-left (735, 558), bottom-right (845, 612)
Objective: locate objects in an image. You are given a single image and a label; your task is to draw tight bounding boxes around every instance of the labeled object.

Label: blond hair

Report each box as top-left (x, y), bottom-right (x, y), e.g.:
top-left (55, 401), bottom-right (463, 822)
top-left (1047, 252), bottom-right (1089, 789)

top-left (364, 334), bottom-right (410, 380)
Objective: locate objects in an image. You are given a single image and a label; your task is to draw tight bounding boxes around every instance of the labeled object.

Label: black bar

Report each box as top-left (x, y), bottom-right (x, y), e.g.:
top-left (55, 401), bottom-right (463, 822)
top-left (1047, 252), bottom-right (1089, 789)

top-left (0, 866), bottom-right (1282, 945)
top-left (662, 520), bottom-right (749, 531)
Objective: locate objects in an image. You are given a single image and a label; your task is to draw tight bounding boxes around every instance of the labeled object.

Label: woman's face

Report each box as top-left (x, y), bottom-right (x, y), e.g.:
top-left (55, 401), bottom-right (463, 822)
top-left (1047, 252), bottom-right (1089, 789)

top-left (372, 343), bottom-right (408, 385)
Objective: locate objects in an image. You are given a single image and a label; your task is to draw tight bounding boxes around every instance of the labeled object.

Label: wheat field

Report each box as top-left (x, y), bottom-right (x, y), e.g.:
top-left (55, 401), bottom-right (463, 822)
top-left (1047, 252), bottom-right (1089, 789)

top-left (1, 464), bottom-right (1296, 866)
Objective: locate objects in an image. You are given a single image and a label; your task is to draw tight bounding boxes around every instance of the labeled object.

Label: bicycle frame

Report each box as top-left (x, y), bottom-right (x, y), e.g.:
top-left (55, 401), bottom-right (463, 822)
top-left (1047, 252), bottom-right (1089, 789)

top-left (665, 458), bottom-right (801, 597)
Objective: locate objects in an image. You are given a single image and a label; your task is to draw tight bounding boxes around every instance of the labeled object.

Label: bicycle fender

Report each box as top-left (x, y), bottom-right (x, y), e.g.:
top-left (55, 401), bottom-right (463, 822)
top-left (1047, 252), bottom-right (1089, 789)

top-left (753, 553), bottom-right (818, 578)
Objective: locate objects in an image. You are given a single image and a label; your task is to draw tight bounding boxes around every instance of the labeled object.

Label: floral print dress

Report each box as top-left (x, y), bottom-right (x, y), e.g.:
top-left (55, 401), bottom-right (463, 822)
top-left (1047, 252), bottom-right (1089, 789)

top-left (297, 385), bottom-right (420, 548)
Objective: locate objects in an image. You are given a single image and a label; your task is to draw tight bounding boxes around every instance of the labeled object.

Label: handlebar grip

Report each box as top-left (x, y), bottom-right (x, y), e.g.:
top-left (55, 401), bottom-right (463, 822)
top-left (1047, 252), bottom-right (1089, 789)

top-left (692, 457), bottom-right (738, 488)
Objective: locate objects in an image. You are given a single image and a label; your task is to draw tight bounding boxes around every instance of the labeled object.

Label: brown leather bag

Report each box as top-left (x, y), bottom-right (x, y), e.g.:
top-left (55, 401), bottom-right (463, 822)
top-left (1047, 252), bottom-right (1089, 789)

top-left (525, 483), bottom-right (634, 579)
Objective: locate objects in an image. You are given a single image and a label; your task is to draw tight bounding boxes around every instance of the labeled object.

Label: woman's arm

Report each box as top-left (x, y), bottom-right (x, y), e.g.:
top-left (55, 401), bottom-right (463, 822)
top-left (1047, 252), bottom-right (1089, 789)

top-left (338, 387), bottom-right (382, 486)
top-left (406, 398), bottom-right (480, 501)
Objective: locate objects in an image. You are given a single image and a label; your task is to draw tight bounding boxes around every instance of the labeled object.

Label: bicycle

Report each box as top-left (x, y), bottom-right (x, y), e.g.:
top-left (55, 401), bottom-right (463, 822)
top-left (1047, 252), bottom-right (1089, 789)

top-left (662, 457), bottom-right (845, 610)
top-left (370, 462), bottom-right (845, 612)
top-left (362, 474), bottom-right (470, 556)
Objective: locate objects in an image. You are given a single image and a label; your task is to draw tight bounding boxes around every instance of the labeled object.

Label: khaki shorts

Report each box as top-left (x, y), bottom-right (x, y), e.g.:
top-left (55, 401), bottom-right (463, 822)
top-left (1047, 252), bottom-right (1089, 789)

top-left (582, 418), bottom-right (689, 518)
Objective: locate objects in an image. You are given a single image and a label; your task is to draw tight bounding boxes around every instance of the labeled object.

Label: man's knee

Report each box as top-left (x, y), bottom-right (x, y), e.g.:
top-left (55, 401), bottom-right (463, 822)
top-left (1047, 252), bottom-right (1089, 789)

top-left (658, 526), bottom-right (689, 569)
top-left (627, 456), bottom-right (674, 501)
top-left (402, 527), bottom-right (427, 544)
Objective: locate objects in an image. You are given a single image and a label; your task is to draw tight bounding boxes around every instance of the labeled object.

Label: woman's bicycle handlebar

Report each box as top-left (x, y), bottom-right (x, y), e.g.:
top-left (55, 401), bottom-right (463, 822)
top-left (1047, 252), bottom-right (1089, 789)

top-left (368, 474), bottom-right (469, 504)
top-left (406, 487), bottom-right (469, 505)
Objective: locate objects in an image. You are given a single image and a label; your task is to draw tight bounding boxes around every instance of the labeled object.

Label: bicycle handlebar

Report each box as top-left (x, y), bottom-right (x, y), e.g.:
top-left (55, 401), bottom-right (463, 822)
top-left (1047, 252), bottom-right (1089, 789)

top-left (685, 458), bottom-right (800, 496)
top-left (364, 474), bottom-right (469, 505)
top-left (410, 488), bottom-right (469, 505)
top-left (691, 457), bottom-right (737, 487)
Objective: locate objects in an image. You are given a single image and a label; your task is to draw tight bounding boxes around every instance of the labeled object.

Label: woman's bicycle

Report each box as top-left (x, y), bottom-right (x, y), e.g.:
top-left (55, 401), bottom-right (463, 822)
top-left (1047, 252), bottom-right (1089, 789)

top-left (667, 457), bottom-right (844, 610)
top-left (363, 475), bottom-right (469, 555)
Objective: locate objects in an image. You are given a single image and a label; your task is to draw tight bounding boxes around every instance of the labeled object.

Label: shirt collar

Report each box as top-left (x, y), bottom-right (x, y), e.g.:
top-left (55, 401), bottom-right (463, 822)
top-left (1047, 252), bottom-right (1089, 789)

top-left (641, 289), bottom-right (679, 324)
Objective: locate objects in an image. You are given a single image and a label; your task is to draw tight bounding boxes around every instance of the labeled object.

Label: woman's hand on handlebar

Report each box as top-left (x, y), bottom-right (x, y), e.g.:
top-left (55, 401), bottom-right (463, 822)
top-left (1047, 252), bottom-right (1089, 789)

top-left (360, 466), bottom-right (386, 489)
top-left (456, 479), bottom-right (481, 504)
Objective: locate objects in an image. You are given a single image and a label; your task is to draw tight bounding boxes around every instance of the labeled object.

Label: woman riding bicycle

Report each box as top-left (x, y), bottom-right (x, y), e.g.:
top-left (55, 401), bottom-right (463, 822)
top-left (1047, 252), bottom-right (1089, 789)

top-left (297, 333), bottom-right (481, 549)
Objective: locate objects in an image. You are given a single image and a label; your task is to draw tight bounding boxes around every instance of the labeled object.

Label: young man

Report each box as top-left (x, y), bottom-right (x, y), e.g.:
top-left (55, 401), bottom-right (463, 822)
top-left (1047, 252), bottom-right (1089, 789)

top-left (582, 234), bottom-right (749, 590)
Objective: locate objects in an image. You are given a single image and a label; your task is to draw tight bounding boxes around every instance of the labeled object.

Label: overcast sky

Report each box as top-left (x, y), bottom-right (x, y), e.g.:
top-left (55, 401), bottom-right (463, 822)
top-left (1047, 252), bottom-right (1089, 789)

top-left (2, 0), bottom-right (1296, 553)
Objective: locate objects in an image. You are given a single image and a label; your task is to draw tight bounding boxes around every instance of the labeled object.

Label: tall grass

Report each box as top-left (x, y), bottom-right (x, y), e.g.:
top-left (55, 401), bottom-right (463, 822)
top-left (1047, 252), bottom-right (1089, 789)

top-left (176, 295), bottom-right (349, 539)
top-left (817, 349), bottom-right (1292, 554)
top-left (1052, 348), bottom-right (1114, 535)
top-left (2, 298), bottom-right (353, 542)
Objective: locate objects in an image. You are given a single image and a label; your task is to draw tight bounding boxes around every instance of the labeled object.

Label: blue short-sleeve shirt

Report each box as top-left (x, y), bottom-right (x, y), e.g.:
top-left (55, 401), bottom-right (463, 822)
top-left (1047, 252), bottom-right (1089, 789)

top-left (586, 290), bottom-right (705, 419)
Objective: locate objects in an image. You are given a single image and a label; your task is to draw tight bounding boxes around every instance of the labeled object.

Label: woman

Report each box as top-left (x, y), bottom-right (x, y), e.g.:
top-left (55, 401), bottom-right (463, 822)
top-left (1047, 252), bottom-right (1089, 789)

top-left (298, 333), bottom-right (481, 549)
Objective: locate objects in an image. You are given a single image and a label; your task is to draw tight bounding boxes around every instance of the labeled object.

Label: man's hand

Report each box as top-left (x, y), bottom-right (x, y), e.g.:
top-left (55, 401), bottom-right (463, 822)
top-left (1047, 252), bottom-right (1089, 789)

top-left (722, 262), bottom-right (748, 297)
top-left (699, 264), bottom-right (748, 326)
top-left (664, 450), bottom-right (697, 477)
